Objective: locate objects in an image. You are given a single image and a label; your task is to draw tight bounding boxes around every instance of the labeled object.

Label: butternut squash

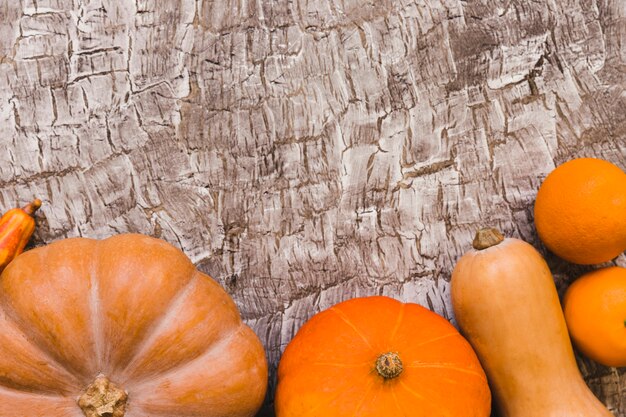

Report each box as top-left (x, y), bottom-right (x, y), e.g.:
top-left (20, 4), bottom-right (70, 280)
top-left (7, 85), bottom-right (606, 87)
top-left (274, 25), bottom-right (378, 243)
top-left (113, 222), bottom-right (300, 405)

top-left (451, 228), bottom-right (614, 417)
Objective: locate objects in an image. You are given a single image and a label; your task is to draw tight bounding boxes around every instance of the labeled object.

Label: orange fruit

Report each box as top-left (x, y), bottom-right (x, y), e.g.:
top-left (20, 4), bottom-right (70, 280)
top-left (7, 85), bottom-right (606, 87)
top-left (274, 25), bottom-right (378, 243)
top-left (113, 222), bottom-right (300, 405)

top-left (534, 158), bottom-right (626, 264)
top-left (563, 266), bottom-right (626, 367)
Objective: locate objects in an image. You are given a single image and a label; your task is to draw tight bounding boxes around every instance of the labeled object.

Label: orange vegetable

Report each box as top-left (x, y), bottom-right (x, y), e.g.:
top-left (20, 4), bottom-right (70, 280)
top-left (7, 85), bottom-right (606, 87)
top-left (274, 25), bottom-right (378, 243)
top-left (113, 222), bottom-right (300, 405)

top-left (451, 229), bottom-right (613, 417)
top-left (0, 234), bottom-right (267, 417)
top-left (534, 158), bottom-right (626, 264)
top-left (563, 266), bottom-right (626, 367)
top-left (0, 198), bottom-right (41, 272)
top-left (275, 296), bottom-right (491, 417)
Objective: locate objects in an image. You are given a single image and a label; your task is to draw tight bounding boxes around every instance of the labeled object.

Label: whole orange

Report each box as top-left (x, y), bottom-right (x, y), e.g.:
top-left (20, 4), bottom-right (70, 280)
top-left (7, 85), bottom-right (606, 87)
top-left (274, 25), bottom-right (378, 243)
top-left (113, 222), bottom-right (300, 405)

top-left (534, 158), bottom-right (626, 265)
top-left (563, 266), bottom-right (626, 367)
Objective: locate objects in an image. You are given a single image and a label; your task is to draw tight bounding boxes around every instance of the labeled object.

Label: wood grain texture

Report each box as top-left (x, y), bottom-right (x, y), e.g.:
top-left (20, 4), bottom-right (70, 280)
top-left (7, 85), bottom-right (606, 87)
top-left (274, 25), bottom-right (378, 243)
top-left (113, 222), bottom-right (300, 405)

top-left (0, 0), bottom-right (624, 415)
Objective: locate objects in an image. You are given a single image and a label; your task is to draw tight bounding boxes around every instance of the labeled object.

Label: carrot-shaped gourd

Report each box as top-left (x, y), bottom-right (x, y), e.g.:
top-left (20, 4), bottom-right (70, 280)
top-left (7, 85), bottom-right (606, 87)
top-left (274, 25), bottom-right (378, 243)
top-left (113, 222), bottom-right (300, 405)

top-left (0, 199), bottom-right (41, 273)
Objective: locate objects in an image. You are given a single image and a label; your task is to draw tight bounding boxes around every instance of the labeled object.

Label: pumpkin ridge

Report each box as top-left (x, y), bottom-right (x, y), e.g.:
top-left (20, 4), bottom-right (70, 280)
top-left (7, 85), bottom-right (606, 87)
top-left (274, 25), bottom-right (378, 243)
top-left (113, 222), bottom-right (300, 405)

top-left (389, 303), bottom-right (405, 344)
top-left (297, 376), bottom-right (363, 417)
top-left (93, 234), bottom-right (199, 377)
top-left (101, 247), bottom-right (199, 375)
top-left (390, 383), bottom-right (406, 416)
top-left (0, 351), bottom-right (78, 397)
top-left (89, 241), bottom-right (105, 374)
top-left (130, 322), bottom-right (246, 387)
top-left (0, 244), bottom-right (90, 386)
top-left (398, 380), bottom-right (455, 417)
top-left (120, 271), bottom-right (248, 383)
top-left (119, 271), bottom-right (204, 377)
top-left (398, 379), bottom-right (426, 402)
top-left (328, 307), bottom-right (375, 351)
top-left (406, 362), bottom-right (487, 378)
top-left (403, 331), bottom-right (460, 350)
top-left (0, 383), bottom-right (68, 398)
top-left (310, 361), bottom-right (371, 368)
top-left (350, 377), bottom-right (377, 417)
top-left (130, 323), bottom-right (267, 417)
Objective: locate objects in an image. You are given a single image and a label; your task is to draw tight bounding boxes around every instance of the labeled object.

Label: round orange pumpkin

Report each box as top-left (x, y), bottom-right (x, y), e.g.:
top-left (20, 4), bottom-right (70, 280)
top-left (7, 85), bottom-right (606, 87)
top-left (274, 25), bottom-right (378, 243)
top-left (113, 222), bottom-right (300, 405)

top-left (0, 234), bottom-right (267, 417)
top-left (275, 296), bottom-right (491, 417)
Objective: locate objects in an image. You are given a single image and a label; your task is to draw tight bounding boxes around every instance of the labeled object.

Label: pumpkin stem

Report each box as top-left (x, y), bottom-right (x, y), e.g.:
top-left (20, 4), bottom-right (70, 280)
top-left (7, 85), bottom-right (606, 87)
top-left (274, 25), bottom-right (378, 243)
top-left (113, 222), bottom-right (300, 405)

top-left (375, 352), bottom-right (403, 379)
top-left (21, 199), bottom-right (42, 216)
top-left (78, 375), bottom-right (128, 417)
top-left (473, 228), bottom-right (504, 250)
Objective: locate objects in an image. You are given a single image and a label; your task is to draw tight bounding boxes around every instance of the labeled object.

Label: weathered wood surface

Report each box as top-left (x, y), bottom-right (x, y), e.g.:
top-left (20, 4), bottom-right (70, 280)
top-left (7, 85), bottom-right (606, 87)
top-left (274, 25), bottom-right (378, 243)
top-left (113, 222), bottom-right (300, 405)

top-left (0, 0), bottom-right (625, 415)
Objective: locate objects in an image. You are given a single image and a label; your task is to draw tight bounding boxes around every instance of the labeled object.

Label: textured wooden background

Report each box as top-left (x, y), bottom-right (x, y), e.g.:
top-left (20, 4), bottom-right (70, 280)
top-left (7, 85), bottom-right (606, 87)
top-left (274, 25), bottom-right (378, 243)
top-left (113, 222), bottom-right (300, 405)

top-left (1, 0), bottom-right (625, 415)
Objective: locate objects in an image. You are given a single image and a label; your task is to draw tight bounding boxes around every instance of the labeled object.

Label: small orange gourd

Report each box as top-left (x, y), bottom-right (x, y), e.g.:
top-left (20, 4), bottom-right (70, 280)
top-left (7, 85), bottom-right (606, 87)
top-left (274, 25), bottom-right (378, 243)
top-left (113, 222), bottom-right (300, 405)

top-left (451, 229), bottom-right (614, 417)
top-left (0, 233), bottom-right (267, 417)
top-left (275, 296), bottom-right (491, 417)
top-left (0, 198), bottom-right (41, 272)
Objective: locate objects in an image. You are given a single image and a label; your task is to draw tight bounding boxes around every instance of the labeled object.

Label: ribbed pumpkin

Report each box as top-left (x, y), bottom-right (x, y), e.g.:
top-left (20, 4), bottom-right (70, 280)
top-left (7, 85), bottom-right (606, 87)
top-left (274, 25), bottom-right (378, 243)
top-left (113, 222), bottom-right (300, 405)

top-left (0, 234), bottom-right (267, 417)
top-left (275, 296), bottom-right (491, 417)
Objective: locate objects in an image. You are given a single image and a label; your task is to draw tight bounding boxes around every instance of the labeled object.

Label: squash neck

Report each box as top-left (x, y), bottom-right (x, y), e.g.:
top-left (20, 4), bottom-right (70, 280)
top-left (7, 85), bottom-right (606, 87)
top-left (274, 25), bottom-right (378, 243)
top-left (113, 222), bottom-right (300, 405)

top-left (78, 375), bottom-right (128, 417)
top-left (473, 228), bottom-right (504, 250)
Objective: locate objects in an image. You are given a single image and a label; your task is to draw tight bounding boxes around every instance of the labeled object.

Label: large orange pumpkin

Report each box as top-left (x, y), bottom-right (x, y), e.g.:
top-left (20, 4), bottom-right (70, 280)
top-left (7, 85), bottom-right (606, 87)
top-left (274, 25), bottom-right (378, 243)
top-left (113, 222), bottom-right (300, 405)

top-left (0, 234), bottom-right (267, 417)
top-left (275, 296), bottom-right (491, 417)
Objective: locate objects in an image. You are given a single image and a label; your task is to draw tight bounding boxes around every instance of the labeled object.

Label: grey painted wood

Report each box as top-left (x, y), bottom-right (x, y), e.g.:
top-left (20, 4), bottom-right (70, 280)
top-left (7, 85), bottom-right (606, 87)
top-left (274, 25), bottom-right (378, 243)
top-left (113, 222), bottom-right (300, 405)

top-left (1, 0), bottom-right (624, 415)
